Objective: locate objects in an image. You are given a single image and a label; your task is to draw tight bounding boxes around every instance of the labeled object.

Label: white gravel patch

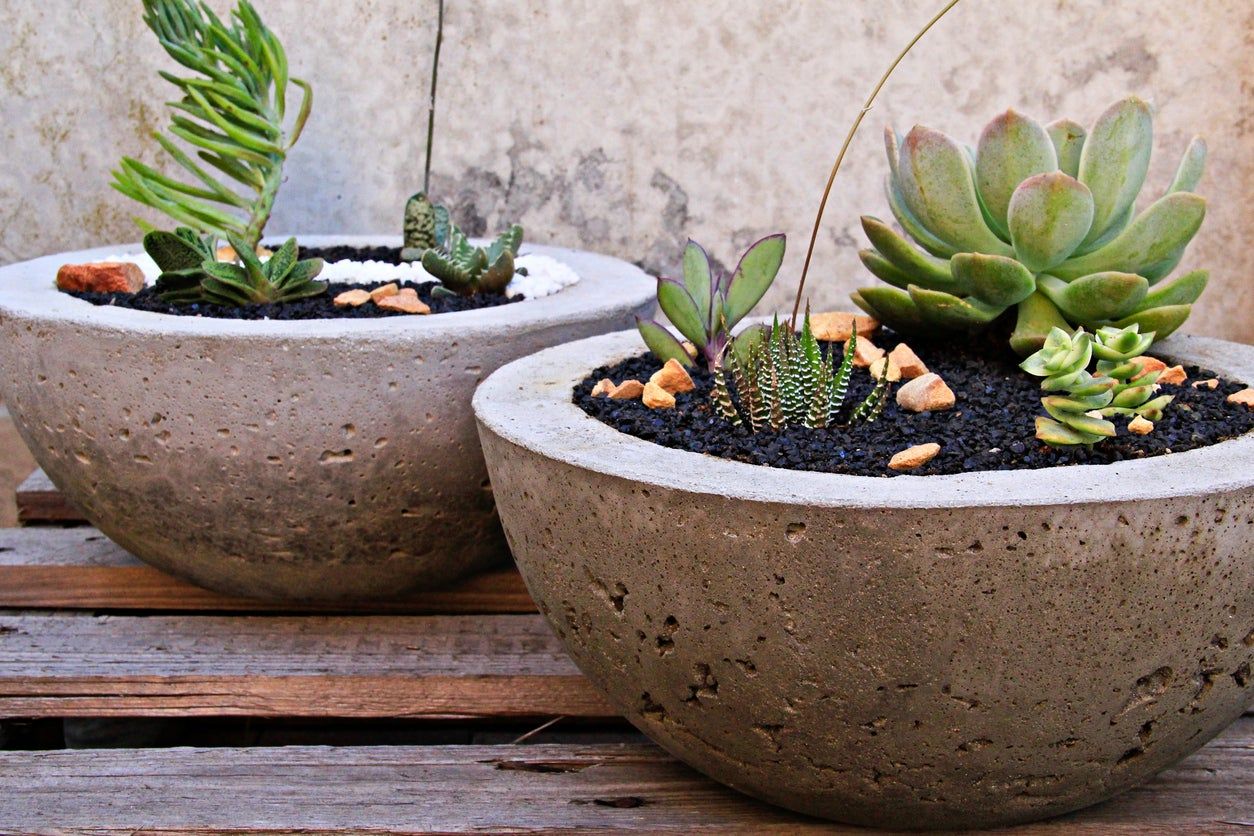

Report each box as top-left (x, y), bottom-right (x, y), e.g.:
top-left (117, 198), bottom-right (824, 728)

top-left (94, 247), bottom-right (582, 301)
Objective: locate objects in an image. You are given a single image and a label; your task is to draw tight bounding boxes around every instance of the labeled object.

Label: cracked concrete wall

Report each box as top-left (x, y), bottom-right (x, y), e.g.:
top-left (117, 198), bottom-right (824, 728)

top-left (1, 0), bottom-right (1251, 342)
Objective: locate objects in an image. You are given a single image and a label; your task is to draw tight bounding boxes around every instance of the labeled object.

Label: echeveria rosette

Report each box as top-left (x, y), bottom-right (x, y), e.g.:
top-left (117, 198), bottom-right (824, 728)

top-left (852, 96), bottom-right (1209, 356)
top-left (637, 235), bottom-right (786, 369)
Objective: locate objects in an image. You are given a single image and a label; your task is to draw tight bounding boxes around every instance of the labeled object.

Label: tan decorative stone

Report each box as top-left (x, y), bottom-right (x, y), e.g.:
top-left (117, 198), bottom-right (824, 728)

top-left (852, 338), bottom-right (885, 368)
top-left (608, 379), bottom-right (645, 400)
top-left (1192, 378), bottom-right (1219, 390)
top-left (642, 381), bottom-right (676, 409)
top-left (1159, 365), bottom-right (1188, 385)
top-left (896, 373), bottom-right (955, 413)
top-left (888, 442), bottom-right (941, 471)
top-left (369, 282), bottom-right (400, 302)
top-left (215, 244), bottom-right (272, 262)
top-left (649, 358), bottom-right (695, 394)
top-left (1127, 416), bottom-right (1155, 435)
top-left (1227, 388), bottom-right (1254, 408)
top-left (869, 356), bottom-right (902, 382)
top-left (888, 343), bottom-right (929, 379)
top-left (681, 341), bottom-right (698, 360)
top-left (810, 311), bottom-right (879, 343)
top-left (56, 262), bottom-right (145, 294)
top-left (1129, 356), bottom-right (1167, 381)
top-left (590, 378), bottom-right (615, 397)
top-left (375, 287), bottom-right (430, 314)
top-left (333, 289), bottom-right (371, 308)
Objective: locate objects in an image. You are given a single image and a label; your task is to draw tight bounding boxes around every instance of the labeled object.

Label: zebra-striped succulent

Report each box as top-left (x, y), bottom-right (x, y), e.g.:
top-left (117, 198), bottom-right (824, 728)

top-left (854, 96), bottom-right (1209, 356)
top-left (710, 314), bottom-right (888, 432)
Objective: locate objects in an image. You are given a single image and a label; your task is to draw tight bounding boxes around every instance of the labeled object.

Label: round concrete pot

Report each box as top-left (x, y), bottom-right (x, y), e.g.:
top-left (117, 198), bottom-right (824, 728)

top-left (474, 328), bottom-right (1254, 830)
top-left (0, 236), bottom-right (654, 601)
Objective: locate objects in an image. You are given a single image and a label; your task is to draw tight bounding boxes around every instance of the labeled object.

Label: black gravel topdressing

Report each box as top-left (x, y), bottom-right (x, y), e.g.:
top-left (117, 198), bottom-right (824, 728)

top-left (66, 245), bottom-right (521, 319)
top-left (575, 328), bottom-right (1254, 476)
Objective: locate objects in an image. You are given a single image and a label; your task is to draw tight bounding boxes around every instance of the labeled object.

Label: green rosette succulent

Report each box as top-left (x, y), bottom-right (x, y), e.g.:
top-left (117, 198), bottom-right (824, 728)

top-left (853, 96), bottom-right (1209, 356)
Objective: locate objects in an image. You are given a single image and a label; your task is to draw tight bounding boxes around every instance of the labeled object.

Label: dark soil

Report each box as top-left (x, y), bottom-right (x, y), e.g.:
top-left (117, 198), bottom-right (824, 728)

top-left (574, 328), bottom-right (1254, 476)
top-left (66, 245), bottom-right (521, 319)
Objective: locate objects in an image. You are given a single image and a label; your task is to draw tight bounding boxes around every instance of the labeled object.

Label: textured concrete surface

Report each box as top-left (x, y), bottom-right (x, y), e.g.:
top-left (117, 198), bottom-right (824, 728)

top-left (0, 405), bottom-right (37, 527)
top-left (0, 0), bottom-right (1250, 342)
top-left (473, 330), bottom-right (1254, 829)
top-left (0, 238), bottom-right (654, 600)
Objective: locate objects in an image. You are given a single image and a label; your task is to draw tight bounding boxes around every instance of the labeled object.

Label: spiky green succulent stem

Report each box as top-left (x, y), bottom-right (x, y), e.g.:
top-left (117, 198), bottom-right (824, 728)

top-left (1091, 325), bottom-right (1174, 420)
top-left (1020, 326), bottom-right (1137, 446)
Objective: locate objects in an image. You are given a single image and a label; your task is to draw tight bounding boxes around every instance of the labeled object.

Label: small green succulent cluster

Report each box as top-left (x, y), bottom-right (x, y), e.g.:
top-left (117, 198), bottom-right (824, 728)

top-left (112, 0), bottom-right (312, 254)
top-left (710, 315), bottom-right (889, 431)
top-left (144, 228), bottom-right (325, 306)
top-left (1020, 324), bottom-right (1172, 446)
top-left (401, 194), bottom-right (523, 298)
top-left (637, 236), bottom-right (786, 370)
top-left (854, 97), bottom-right (1208, 356)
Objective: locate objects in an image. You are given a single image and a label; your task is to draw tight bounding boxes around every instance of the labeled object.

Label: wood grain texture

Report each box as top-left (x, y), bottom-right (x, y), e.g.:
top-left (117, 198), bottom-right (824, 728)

top-left (0, 526), bottom-right (536, 614)
top-left (0, 612), bottom-right (612, 719)
top-left (1, 719), bottom-right (1249, 834)
top-left (15, 468), bottom-right (81, 524)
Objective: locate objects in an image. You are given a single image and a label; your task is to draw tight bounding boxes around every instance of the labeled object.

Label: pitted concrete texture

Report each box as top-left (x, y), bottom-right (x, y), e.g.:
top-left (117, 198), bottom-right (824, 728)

top-left (474, 329), bottom-right (1254, 829)
top-left (1, 1), bottom-right (1250, 343)
top-left (0, 405), bottom-right (37, 527)
top-left (0, 237), bottom-right (654, 600)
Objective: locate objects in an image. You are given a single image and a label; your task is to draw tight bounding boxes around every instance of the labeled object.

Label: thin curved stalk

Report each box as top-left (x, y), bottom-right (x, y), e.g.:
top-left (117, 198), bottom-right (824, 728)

top-left (423, 0), bottom-right (445, 195)
top-left (789, 0), bottom-right (963, 329)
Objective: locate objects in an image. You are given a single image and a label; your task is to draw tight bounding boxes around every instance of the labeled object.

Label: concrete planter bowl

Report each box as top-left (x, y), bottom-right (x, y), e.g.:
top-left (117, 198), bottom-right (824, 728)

top-left (474, 327), bottom-right (1254, 830)
top-left (0, 236), bottom-right (654, 601)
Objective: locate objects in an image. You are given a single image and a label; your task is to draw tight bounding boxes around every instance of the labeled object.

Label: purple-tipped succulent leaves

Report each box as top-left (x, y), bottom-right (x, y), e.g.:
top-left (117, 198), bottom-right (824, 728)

top-left (637, 235), bottom-right (786, 369)
top-left (854, 96), bottom-right (1209, 356)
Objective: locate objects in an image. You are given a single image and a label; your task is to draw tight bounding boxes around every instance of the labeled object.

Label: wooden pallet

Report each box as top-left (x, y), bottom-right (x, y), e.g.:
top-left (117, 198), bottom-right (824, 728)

top-left (4, 469), bottom-right (1252, 833)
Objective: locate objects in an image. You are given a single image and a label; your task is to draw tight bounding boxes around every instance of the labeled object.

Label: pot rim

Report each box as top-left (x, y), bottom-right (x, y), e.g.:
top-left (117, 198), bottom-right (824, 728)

top-left (474, 327), bottom-right (1254, 509)
top-left (0, 234), bottom-right (654, 339)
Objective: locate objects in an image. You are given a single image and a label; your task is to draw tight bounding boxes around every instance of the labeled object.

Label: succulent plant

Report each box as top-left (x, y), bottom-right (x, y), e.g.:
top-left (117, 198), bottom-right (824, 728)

top-left (1020, 324), bottom-right (1172, 446)
top-left (1020, 327), bottom-right (1116, 446)
top-left (401, 192), bottom-right (451, 261)
top-left (144, 227), bottom-right (325, 306)
top-left (637, 236), bottom-right (786, 370)
top-left (423, 221), bottom-right (523, 298)
top-left (112, 0), bottom-right (313, 252)
top-left (853, 97), bottom-right (1209, 356)
top-left (711, 314), bottom-right (886, 432)
top-left (1091, 324), bottom-right (1174, 420)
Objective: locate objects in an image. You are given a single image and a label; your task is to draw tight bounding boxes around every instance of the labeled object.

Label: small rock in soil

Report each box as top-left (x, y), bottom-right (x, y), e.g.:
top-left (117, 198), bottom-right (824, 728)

top-left (573, 327), bottom-right (1254, 477)
top-left (66, 245), bottom-right (522, 320)
top-left (57, 262), bottom-right (145, 294)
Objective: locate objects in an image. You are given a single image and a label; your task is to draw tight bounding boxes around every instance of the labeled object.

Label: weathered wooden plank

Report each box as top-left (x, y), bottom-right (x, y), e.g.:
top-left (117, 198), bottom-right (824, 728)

top-left (0, 612), bottom-right (612, 719)
top-left (0, 526), bottom-right (536, 614)
top-left (15, 468), bottom-right (81, 524)
top-left (0, 719), bottom-right (1248, 834)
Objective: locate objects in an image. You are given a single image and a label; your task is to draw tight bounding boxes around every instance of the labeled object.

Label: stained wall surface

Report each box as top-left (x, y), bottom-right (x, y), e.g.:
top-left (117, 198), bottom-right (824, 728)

top-left (1, 0), bottom-right (1251, 339)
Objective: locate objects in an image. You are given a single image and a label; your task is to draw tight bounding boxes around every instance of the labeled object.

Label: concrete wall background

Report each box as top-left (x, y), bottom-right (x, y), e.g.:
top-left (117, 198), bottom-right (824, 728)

top-left (1, 0), bottom-right (1251, 341)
